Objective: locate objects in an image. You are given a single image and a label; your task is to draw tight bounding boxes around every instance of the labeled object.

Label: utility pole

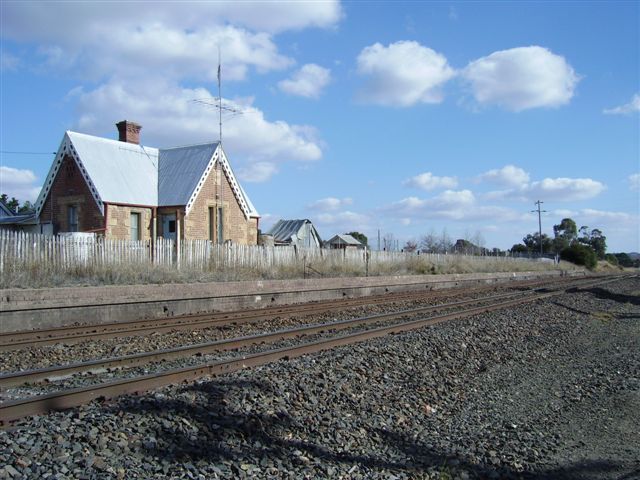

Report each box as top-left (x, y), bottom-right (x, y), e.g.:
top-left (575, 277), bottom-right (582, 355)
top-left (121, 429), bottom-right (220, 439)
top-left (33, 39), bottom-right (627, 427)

top-left (531, 200), bottom-right (547, 256)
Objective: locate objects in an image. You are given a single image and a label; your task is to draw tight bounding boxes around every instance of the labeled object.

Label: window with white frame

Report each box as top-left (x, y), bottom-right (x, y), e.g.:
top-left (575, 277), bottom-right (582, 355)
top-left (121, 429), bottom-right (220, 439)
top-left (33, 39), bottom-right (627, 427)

top-left (130, 212), bottom-right (141, 240)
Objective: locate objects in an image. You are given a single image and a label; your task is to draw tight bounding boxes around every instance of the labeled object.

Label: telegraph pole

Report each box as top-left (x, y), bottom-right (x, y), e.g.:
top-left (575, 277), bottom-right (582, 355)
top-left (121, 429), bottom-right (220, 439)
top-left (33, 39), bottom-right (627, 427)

top-left (531, 200), bottom-right (547, 256)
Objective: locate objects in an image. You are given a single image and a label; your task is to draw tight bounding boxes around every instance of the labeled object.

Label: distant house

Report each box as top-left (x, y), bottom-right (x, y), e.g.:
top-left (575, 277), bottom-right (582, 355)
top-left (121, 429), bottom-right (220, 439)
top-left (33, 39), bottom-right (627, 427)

top-left (34, 120), bottom-right (260, 244)
top-left (0, 201), bottom-right (38, 233)
top-left (324, 234), bottom-right (363, 250)
top-left (266, 219), bottom-right (322, 248)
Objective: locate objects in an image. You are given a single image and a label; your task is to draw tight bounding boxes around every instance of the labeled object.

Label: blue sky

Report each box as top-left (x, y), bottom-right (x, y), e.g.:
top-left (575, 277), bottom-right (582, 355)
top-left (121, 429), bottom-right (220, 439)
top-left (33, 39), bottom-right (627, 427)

top-left (1, 1), bottom-right (638, 252)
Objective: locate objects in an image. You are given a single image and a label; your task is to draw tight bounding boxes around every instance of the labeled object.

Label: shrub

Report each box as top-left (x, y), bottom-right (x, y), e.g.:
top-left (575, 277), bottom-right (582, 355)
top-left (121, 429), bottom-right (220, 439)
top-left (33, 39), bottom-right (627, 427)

top-left (560, 244), bottom-right (597, 269)
top-left (605, 253), bottom-right (619, 266)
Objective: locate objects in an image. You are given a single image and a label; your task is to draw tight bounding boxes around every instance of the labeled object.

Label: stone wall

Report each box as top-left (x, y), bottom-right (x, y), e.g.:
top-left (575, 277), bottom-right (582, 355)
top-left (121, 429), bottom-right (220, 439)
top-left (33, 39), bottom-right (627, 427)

top-left (38, 155), bottom-right (104, 234)
top-left (184, 164), bottom-right (258, 244)
top-left (106, 204), bottom-right (153, 240)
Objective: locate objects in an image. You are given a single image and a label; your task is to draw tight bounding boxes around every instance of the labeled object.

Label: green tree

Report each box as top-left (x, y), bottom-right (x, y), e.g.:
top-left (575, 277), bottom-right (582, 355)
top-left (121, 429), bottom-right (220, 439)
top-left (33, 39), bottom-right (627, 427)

top-left (523, 232), bottom-right (552, 253)
top-left (587, 229), bottom-right (607, 259)
top-left (553, 218), bottom-right (578, 252)
top-left (345, 231), bottom-right (368, 246)
top-left (18, 201), bottom-right (35, 214)
top-left (614, 253), bottom-right (639, 268)
top-left (560, 243), bottom-right (597, 269)
top-left (510, 243), bottom-right (528, 254)
top-left (605, 254), bottom-right (619, 266)
top-left (0, 194), bottom-right (20, 213)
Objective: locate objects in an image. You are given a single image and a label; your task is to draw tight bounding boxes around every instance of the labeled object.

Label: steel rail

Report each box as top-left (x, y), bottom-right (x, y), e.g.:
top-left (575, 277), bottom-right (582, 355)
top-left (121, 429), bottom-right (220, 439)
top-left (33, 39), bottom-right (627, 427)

top-left (0, 275), bottom-right (592, 350)
top-left (1, 274), bottom-right (631, 427)
top-left (0, 291), bottom-right (530, 388)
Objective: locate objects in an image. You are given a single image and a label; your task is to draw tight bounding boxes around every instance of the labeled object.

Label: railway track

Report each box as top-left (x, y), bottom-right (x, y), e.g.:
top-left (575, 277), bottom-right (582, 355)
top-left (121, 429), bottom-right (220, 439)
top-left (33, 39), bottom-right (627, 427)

top-left (0, 274), bottom-right (629, 427)
top-left (0, 290), bottom-right (530, 388)
top-left (0, 275), bottom-right (591, 350)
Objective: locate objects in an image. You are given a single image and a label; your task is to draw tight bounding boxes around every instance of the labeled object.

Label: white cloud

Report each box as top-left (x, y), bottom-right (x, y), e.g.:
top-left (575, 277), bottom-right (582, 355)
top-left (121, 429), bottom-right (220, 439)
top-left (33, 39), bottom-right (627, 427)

top-left (74, 81), bottom-right (322, 167)
top-left (1, 2), bottom-right (343, 86)
top-left (2, 2), bottom-right (341, 38)
top-left (477, 165), bottom-right (530, 188)
top-left (382, 189), bottom-right (522, 223)
top-left (278, 64), bottom-right (331, 98)
top-left (237, 162), bottom-right (278, 183)
top-left (462, 46), bottom-right (579, 111)
top-left (485, 175), bottom-right (605, 203)
top-left (356, 41), bottom-right (455, 107)
top-left (603, 93), bottom-right (640, 115)
top-left (579, 208), bottom-right (635, 223)
top-left (526, 177), bottom-right (605, 201)
top-left (388, 190), bottom-right (471, 219)
top-left (307, 197), bottom-right (353, 211)
top-left (314, 210), bottom-right (371, 235)
top-left (553, 209), bottom-right (577, 218)
top-left (0, 166), bottom-right (41, 202)
top-left (403, 172), bottom-right (458, 191)
top-left (0, 50), bottom-right (20, 71)
top-left (629, 173), bottom-right (640, 191)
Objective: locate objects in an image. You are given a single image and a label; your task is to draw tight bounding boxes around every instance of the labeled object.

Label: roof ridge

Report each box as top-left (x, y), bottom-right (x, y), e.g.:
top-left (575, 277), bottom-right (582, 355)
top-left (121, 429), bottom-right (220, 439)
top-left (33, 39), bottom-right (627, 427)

top-left (159, 140), bottom-right (219, 151)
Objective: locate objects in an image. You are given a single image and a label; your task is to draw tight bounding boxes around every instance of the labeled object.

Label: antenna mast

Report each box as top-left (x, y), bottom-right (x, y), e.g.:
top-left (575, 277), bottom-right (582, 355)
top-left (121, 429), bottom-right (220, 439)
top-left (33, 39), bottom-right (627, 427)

top-left (217, 47), bottom-right (222, 145)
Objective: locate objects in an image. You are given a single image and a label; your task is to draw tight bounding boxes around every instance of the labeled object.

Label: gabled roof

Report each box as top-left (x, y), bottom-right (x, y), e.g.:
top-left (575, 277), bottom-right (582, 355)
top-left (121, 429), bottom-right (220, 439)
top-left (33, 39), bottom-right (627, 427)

top-left (35, 131), bottom-right (259, 219)
top-left (0, 201), bottom-right (14, 218)
top-left (69, 131), bottom-right (159, 206)
top-left (267, 219), bottom-right (322, 247)
top-left (267, 219), bottom-right (310, 242)
top-left (327, 234), bottom-right (361, 246)
top-left (159, 142), bottom-right (218, 207)
top-left (0, 213), bottom-right (37, 225)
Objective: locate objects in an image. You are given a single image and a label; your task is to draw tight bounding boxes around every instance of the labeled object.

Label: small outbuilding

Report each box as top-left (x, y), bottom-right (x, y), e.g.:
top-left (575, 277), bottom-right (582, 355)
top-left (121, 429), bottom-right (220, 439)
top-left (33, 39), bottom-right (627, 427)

top-left (324, 234), bottom-right (363, 250)
top-left (0, 201), bottom-right (38, 233)
top-left (267, 219), bottom-right (322, 248)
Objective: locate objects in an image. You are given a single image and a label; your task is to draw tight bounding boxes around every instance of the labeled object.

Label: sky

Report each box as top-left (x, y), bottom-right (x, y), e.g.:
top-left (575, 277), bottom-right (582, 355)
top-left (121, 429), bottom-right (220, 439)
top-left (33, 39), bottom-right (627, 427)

top-left (1, 1), bottom-right (638, 252)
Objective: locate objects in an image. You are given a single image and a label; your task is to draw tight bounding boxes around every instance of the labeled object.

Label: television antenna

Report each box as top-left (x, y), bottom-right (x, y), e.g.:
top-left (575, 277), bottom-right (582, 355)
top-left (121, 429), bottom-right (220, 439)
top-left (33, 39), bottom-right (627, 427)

top-left (191, 47), bottom-right (245, 145)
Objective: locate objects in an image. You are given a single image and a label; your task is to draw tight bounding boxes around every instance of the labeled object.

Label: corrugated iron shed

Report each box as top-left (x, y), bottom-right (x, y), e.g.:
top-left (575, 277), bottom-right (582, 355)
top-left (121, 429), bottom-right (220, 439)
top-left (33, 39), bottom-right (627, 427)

top-left (327, 234), bottom-right (361, 246)
top-left (267, 219), bottom-right (322, 247)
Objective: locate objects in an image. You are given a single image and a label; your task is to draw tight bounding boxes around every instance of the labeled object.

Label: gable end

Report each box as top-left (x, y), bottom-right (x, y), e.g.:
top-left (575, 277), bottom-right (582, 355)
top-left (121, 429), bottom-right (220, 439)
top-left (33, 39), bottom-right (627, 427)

top-left (35, 133), bottom-right (104, 218)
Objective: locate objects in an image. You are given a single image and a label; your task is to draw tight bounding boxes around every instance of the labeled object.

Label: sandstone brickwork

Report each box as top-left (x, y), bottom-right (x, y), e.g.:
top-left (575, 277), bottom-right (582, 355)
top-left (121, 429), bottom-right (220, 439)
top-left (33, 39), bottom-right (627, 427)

top-left (38, 155), bottom-right (104, 234)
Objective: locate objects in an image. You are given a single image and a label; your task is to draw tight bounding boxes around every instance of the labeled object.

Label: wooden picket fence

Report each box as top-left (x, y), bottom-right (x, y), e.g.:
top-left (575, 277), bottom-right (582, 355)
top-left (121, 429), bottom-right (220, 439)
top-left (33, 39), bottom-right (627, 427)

top-left (0, 230), bottom-right (536, 282)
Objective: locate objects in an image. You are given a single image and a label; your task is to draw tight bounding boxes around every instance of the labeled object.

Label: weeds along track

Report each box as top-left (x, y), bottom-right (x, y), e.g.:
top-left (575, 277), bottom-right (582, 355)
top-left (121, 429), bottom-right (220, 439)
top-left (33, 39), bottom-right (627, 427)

top-left (0, 275), bottom-right (591, 351)
top-left (0, 274), bottom-right (631, 427)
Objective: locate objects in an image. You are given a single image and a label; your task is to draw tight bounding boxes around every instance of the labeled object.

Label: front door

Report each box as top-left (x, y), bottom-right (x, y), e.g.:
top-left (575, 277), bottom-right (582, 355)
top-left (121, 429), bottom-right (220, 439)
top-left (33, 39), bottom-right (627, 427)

top-left (162, 214), bottom-right (177, 241)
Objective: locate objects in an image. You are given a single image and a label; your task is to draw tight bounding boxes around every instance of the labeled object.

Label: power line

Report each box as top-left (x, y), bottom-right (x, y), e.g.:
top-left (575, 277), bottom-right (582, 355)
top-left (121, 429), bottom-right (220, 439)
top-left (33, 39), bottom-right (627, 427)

top-left (530, 200), bottom-right (547, 256)
top-left (0, 151), bottom-right (56, 155)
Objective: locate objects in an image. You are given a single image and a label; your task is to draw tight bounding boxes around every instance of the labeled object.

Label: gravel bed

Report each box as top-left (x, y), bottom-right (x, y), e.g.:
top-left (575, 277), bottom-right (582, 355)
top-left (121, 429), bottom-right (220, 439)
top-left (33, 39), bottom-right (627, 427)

top-left (3, 301), bottom-right (496, 400)
top-left (1, 276), bottom-right (637, 479)
top-left (0, 285), bottom-right (527, 374)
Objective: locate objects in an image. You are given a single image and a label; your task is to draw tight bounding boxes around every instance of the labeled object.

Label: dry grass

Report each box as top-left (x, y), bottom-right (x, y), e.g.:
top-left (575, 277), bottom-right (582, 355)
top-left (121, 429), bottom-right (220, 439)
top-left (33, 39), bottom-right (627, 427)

top-left (0, 254), bottom-right (581, 289)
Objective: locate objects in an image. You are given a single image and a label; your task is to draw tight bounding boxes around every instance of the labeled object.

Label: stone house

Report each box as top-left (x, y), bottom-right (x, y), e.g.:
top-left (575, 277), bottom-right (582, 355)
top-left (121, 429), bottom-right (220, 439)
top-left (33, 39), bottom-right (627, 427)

top-left (34, 121), bottom-right (259, 244)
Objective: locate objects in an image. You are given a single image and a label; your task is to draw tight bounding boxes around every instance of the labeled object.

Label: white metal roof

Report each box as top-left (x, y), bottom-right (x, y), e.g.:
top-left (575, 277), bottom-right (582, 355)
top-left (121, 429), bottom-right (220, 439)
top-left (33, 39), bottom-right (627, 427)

top-left (328, 234), bottom-right (362, 245)
top-left (68, 131), bottom-right (159, 206)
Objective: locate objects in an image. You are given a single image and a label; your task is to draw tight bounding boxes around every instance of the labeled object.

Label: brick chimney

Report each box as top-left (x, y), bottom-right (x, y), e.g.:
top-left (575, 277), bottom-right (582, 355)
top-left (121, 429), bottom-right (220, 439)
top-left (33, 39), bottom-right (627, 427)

top-left (116, 120), bottom-right (142, 145)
